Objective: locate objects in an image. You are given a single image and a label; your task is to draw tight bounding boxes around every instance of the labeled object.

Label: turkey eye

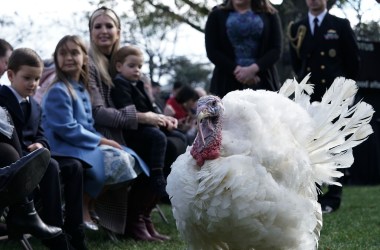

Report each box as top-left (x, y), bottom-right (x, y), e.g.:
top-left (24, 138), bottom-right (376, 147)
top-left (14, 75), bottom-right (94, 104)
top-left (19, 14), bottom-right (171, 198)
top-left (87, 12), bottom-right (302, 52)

top-left (211, 101), bottom-right (216, 106)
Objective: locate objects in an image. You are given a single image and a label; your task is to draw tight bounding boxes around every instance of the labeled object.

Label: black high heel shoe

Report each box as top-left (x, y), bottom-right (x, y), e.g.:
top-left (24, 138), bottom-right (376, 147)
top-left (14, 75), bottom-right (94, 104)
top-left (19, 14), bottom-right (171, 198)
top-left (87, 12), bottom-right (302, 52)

top-left (7, 200), bottom-right (62, 240)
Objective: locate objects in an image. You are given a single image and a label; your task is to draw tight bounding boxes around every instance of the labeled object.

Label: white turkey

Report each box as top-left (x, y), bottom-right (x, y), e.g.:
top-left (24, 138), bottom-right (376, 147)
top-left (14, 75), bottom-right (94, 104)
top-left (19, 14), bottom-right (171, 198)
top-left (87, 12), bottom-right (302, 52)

top-left (166, 75), bottom-right (374, 250)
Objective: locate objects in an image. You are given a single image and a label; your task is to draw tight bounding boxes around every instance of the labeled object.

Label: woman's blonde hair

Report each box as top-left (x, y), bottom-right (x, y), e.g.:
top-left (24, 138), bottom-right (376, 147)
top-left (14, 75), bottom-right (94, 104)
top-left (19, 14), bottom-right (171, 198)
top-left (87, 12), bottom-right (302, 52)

top-left (52, 35), bottom-right (89, 99)
top-left (223, 0), bottom-right (277, 13)
top-left (88, 6), bottom-right (121, 87)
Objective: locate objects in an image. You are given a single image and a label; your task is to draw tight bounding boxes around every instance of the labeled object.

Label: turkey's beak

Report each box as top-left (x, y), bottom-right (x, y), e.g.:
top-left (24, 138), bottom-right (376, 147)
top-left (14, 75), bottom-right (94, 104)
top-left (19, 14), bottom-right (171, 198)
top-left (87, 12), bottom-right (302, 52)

top-left (197, 110), bottom-right (209, 121)
top-left (196, 110), bottom-right (209, 146)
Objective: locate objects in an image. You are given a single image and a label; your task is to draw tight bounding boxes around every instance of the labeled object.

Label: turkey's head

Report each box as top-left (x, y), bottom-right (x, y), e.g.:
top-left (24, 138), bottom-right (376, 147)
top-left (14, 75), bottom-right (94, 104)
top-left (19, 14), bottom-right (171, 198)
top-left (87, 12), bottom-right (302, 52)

top-left (190, 95), bottom-right (224, 167)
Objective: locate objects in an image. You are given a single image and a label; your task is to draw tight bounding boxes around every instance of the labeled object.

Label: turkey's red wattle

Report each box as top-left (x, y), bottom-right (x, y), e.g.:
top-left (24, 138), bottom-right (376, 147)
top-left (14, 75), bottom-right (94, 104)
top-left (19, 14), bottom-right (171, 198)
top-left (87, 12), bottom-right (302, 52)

top-left (191, 134), bottom-right (222, 167)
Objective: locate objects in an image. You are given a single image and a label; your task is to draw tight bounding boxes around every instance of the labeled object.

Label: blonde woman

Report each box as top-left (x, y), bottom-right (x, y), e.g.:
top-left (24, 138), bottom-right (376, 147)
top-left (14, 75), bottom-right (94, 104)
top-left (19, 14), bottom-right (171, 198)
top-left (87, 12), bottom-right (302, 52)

top-left (87, 7), bottom-right (169, 241)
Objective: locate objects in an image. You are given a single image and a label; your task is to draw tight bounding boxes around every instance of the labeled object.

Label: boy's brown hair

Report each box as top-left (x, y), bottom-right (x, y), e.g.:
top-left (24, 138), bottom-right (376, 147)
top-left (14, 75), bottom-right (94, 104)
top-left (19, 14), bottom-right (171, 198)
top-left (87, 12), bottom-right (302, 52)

top-left (8, 48), bottom-right (43, 73)
top-left (110, 45), bottom-right (143, 77)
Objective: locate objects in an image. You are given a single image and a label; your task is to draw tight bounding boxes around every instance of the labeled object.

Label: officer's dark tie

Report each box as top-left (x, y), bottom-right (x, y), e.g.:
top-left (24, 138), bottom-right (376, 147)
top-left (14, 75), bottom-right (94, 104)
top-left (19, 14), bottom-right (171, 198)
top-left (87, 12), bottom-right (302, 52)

top-left (313, 17), bottom-right (320, 36)
top-left (20, 100), bottom-right (30, 121)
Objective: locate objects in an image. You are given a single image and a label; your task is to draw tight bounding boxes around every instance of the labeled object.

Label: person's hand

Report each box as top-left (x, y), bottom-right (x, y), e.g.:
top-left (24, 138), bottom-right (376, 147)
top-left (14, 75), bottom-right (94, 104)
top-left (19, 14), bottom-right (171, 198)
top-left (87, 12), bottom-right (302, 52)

top-left (27, 143), bottom-right (44, 152)
top-left (137, 112), bottom-right (178, 130)
top-left (178, 116), bottom-right (195, 131)
top-left (244, 76), bottom-right (261, 86)
top-left (137, 111), bottom-right (161, 127)
top-left (137, 112), bottom-right (169, 127)
top-left (99, 138), bottom-right (123, 150)
top-left (163, 115), bottom-right (178, 131)
top-left (234, 64), bottom-right (260, 85)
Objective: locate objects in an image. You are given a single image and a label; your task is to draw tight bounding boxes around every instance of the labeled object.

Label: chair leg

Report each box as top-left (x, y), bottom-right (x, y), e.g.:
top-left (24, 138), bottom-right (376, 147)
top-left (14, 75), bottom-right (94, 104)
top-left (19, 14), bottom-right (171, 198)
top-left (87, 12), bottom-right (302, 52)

top-left (0, 234), bottom-right (33, 250)
top-left (20, 235), bottom-right (33, 250)
top-left (154, 205), bottom-right (168, 224)
top-left (1, 207), bottom-right (33, 250)
top-left (105, 228), bottom-right (120, 243)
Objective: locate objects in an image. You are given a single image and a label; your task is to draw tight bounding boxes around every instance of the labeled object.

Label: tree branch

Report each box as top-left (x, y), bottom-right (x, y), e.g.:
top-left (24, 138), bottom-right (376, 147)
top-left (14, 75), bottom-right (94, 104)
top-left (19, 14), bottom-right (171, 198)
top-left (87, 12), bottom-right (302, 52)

top-left (145, 0), bottom-right (205, 32)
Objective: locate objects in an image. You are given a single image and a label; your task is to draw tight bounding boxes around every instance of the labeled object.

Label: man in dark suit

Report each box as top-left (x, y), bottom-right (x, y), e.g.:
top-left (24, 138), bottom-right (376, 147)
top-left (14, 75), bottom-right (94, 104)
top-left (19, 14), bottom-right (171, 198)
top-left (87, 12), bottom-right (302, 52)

top-left (0, 48), bottom-right (86, 249)
top-left (288, 0), bottom-right (360, 213)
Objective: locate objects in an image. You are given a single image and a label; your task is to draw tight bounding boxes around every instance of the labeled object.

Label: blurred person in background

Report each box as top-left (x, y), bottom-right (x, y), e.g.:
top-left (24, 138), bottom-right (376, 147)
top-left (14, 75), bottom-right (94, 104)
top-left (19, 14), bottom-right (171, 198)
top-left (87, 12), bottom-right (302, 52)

top-left (205, 0), bottom-right (283, 98)
top-left (288, 0), bottom-right (360, 213)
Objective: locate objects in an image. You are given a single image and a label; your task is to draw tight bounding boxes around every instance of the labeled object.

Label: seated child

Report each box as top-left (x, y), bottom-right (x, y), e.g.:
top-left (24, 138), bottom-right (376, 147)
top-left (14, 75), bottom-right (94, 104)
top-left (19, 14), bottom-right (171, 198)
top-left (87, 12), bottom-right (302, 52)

top-left (0, 47), bottom-right (84, 249)
top-left (111, 45), bottom-right (187, 241)
top-left (41, 35), bottom-right (146, 238)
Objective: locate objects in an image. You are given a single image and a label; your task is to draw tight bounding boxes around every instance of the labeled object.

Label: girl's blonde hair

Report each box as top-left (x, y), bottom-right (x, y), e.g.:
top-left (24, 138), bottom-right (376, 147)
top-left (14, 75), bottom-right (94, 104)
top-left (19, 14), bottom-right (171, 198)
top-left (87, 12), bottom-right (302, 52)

top-left (88, 6), bottom-right (121, 87)
top-left (52, 35), bottom-right (89, 99)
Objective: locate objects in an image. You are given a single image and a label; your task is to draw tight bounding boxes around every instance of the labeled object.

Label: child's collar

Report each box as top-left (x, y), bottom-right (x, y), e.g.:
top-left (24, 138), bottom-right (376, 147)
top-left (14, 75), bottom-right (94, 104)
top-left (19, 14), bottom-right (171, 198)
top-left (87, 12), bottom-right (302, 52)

top-left (7, 85), bottom-right (29, 103)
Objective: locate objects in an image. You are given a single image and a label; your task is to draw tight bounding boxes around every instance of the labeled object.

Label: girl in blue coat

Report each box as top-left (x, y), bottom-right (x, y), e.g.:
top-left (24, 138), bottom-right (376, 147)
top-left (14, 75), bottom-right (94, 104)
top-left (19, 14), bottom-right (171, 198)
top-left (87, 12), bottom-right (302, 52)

top-left (42, 35), bottom-right (148, 230)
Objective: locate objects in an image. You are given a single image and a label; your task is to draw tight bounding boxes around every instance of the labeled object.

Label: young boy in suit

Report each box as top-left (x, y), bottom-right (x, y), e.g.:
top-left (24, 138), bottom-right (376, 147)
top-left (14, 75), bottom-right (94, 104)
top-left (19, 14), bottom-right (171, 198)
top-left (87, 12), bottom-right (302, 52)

top-left (0, 48), bottom-right (86, 249)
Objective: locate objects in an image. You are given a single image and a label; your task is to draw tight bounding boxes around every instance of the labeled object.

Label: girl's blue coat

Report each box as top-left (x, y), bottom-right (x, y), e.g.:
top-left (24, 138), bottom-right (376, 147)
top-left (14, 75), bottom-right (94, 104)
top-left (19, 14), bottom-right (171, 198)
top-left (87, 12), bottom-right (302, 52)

top-left (42, 81), bottom-right (105, 197)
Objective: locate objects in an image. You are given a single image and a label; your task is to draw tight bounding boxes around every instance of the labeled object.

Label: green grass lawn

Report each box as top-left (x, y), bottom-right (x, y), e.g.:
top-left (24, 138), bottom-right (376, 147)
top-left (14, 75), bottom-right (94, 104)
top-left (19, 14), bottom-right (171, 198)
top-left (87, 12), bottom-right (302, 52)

top-left (318, 185), bottom-right (380, 250)
top-left (2, 185), bottom-right (380, 249)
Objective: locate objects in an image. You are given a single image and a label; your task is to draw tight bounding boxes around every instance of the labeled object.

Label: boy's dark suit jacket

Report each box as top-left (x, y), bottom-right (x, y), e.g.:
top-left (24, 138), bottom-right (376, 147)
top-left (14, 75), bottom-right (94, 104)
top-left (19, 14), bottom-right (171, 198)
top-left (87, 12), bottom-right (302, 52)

top-left (111, 75), bottom-right (154, 113)
top-left (0, 85), bottom-right (49, 154)
top-left (0, 85), bottom-right (82, 229)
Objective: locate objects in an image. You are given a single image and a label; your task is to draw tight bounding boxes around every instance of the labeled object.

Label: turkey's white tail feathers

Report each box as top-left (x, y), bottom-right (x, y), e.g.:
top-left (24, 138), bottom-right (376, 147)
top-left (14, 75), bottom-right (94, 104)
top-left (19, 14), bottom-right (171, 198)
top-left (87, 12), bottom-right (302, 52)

top-left (320, 78), bottom-right (357, 107)
top-left (297, 73), bottom-right (314, 96)
top-left (313, 200), bottom-right (323, 250)
top-left (278, 78), bottom-right (296, 97)
top-left (308, 102), bottom-right (373, 153)
top-left (279, 74), bottom-right (314, 101)
top-left (281, 76), bottom-right (374, 186)
top-left (310, 148), bottom-right (354, 168)
top-left (309, 79), bottom-right (358, 142)
top-left (305, 77), bottom-right (374, 186)
top-left (279, 74), bottom-right (314, 110)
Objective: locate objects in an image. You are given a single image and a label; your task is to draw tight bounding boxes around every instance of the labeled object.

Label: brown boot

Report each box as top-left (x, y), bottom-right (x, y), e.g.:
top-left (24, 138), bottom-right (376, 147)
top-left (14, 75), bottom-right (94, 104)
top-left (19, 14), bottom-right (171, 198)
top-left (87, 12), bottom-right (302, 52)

top-left (125, 215), bottom-right (161, 242)
top-left (142, 215), bottom-right (170, 241)
top-left (142, 185), bottom-right (171, 241)
top-left (125, 177), bottom-right (162, 242)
